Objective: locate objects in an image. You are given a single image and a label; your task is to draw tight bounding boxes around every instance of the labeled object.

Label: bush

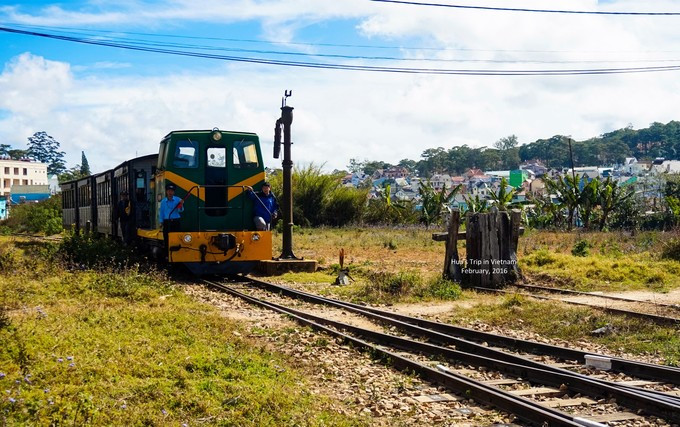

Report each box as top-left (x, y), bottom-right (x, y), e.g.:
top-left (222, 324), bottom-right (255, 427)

top-left (58, 232), bottom-right (135, 268)
top-left (0, 196), bottom-right (62, 235)
top-left (661, 238), bottom-right (680, 261)
top-left (421, 277), bottom-right (462, 300)
top-left (525, 249), bottom-right (557, 266)
top-left (571, 239), bottom-right (591, 257)
top-left (270, 164), bottom-right (368, 227)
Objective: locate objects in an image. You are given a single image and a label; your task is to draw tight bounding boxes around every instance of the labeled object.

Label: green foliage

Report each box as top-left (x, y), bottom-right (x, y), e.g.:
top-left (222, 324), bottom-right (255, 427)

top-left (26, 131), bottom-right (66, 175)
top-left (418, 180), bottom-right (461, 228)
top-left (571, 240), bottom-right (591, 257)
top-left (0, 196), bottom-right (62, 235)
top-left (58, 232), bottom-right (136, 268)
top-left (661, 238), bottom-right (680, 261)
top-left (524, 249), bottom-right (557, 267)
top-left (269, 164), bottom-right (367, 227)
top-left (363, 189), bottom-right (418, 226)
top-left (463, 193), bottom-right (489, 214)
top-left (80, 151), bottom-right (91, 176)
top-left (489, 177), bottom-right (517, 211)
top-left (423, 277), bottom-right (462, 300)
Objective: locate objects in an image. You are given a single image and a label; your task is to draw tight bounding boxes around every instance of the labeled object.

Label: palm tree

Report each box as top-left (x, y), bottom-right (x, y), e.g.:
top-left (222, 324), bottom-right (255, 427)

top-left (544, 175), bottom-right (580, 230)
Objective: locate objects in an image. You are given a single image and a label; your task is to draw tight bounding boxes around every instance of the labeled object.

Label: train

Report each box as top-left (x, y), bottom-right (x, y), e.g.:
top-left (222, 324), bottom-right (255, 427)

top-left (60, 128), bottom-right (272, 275)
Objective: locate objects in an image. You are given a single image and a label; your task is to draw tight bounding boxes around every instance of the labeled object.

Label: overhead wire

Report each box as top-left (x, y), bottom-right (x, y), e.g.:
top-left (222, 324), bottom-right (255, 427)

top-left (369, 0), bottom-right (680, 16)
top-left (6, 21), bottom-right (680, 55)
top-left (4, 23), bottom-right (679, 65)
top-left (3, 25), bottom-right (680, 76)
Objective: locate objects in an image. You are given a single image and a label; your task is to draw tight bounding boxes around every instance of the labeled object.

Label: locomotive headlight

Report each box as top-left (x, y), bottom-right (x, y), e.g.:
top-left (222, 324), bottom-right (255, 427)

top-left (211, 128), bottom-right (222, 142)
top-left (251, 233), bottom-right (260, 242)
top-left (183, 234), bottom-right (193, 243)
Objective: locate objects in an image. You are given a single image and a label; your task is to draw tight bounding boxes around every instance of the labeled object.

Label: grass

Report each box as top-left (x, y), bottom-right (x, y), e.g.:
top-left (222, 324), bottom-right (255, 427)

top-left (446, 293), bottom-right (680, 366)
top-left (520, 230), bottom-right (680, 292)
top-left (0, 238), bottom-right (362, 426)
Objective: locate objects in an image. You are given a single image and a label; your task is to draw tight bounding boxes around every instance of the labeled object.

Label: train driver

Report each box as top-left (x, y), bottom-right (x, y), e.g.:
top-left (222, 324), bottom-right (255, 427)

top-left (159, 184), bottom-right (184, 251)
top-left (245, 182), bottom-right (279, 231)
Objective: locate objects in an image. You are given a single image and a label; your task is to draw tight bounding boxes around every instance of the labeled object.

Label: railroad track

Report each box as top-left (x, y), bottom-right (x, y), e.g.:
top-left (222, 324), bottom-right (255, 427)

top-left (474, 286), bottom-right (680, 326)
top-left (202, 277), bottom-right (680, 427)
top-left (514, 283), bottom-right (680, 312)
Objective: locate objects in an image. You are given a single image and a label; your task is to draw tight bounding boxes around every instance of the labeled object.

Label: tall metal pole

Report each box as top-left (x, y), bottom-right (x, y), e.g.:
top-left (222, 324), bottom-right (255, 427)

top-left (278, 93), bottom-right (299, 260)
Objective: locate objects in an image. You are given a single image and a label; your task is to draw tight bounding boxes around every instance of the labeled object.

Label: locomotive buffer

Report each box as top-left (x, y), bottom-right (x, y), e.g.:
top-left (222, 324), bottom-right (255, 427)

top-left (258, 91), bottom-right (317, 275)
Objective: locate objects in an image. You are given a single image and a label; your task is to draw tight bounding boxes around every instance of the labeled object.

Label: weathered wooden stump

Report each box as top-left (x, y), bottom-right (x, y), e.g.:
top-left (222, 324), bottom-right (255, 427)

top-left (433, 208), bottom-right (522, 288)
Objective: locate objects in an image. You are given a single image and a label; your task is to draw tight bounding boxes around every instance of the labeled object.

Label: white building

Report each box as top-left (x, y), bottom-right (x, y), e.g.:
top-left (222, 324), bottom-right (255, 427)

top-left (0, 158), bottom-right (49, 197)
top-left (651, 160), bottom-right (680, 175)
top-left (430, 174), bottom-right (453, 191)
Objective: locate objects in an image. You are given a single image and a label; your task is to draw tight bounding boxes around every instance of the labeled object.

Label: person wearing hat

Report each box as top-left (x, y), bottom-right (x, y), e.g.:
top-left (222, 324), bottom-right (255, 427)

top-left (245, 182), bottom-right (279, 230)
top-left (159, 184), bottom-right (184, 252)
top-left (116, 190), bottom-right (134, 245)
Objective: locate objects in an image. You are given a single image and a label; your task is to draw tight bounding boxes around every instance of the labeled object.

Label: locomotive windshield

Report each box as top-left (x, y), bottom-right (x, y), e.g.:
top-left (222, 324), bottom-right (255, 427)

top-left (173, 139), bottom-right (199, 168)
top-left (233, 140), bottom-right (259, 168)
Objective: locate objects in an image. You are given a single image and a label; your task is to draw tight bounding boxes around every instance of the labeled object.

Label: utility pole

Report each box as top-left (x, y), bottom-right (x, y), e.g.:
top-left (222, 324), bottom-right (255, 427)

top-left (274, 90), bottom-right (299, 260)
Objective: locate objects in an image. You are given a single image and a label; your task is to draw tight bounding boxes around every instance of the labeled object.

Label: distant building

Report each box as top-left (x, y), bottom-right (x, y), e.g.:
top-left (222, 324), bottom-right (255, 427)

top-left (650, 159), bottom-right (680, 175)
top-left (383, 166), bottom-right (409, 179)
top-left (0, 158), bottom-right (49, 197)
top-left (430, 174), bottom-right (453, 191)
top-left (520, 161), bottom-right (547, 177)
top-left (9, 185), bottom-right (51, 204)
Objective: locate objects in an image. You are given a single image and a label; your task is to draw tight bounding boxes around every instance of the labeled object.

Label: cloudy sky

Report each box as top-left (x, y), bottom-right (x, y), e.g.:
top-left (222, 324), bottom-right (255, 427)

top-left (1, 0), bottom-right (680, 173)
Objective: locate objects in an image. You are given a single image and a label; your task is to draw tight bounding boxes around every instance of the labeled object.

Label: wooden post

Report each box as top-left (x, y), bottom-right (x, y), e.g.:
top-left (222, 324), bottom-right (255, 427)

top-left (507, 209), bottom-right (522, 281)
top-left (443, 209), bottom-right (461, 281)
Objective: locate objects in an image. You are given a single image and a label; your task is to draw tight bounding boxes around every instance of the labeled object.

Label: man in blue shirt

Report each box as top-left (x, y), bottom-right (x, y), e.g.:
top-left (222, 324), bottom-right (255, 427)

top-left (159, 185), bottom-right (184, 251)
top-left (246, 182), bottom-right (279, 230)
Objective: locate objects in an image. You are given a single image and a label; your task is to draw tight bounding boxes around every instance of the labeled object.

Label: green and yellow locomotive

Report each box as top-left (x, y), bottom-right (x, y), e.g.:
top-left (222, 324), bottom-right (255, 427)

top-left (61, 128), bottom-right (272, 274)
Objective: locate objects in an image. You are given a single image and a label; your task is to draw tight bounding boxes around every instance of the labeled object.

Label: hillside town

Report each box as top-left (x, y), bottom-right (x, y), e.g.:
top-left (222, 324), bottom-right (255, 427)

top-left (340, 157), bottom-right (680, 211)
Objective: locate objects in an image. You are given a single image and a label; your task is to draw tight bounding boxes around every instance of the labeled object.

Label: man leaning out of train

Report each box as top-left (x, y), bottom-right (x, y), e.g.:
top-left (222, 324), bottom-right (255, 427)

top-left (159, 185), bottom-right (184, 252)
top-left (245, 182), bottom-right (279, 231)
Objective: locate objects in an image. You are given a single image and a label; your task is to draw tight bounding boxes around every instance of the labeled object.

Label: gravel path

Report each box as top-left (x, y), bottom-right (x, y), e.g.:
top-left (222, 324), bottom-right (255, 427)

top-left (184, 284), bottom-right (514, 426)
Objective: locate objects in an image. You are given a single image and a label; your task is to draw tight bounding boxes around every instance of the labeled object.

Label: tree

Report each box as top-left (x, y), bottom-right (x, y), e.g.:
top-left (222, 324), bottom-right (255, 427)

top-left (8, 149), bottom-right (27, 160)
top-left (598, 178), bottom-right (633, 231)
top-left (578, 177), bottom-right (600, 229)
top-left (418, 180), bottom-right (462, 228)
top-left (80, 151), bottom-right (91, 176)
top-left (544, 175), bottom-right (580, 230)
top-left (58, 165), bottom-right (88, 183)
top-left (489, 177), bottom-right (517, 211)
top-left (0, 144), bottom-right (10, 156)
top-left (493, 135), bottom-right (519, 151)
top-left (26, 131), bottom-right (66, 175)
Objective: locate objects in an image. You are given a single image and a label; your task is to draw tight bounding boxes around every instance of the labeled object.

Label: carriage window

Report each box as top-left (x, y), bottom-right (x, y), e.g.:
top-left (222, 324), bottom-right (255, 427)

top-left (207, 147), bottom-right (226, 167)
top-left (233, 140), bottom-right (259, 169)
top-left (173, 139), bottom-right (198, 168)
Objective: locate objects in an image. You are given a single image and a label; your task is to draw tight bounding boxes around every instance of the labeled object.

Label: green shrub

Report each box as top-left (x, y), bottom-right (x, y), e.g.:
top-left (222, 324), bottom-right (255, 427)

top-left (571, 239), bottom-right (591, 257)
top-left (661, 238), bottom-right (680, 261)
top-left (421, 277), bottom-right (462, 300)
top-left (368, 270), bottom-right (422, 296)
top-left (58, 232), bottom-right (135, 268)
top-left (525, 249), bottom-right (556, 266)
top-left (0, 196), bottom-right (62, 235)
top-left (269, 164), bottom-right (368, 227)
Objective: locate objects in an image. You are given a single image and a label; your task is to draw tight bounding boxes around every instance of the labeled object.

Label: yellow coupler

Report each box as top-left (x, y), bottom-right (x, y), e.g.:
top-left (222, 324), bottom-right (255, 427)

top-left (165, 231), bottom-right (272, 263)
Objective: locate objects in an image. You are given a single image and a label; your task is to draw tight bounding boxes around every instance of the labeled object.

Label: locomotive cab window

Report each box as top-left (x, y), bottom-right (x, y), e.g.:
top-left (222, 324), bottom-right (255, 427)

top-left (232, 140), bottom-right (259, 169)
top-left (207, 147), bottom-right (226, 168)
top-left (173, 139), bottom-right (198, 168)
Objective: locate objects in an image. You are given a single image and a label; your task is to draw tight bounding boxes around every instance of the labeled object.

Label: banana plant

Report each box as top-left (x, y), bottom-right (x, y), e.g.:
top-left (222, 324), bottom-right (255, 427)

top-left (418, 180), bottom-right (462, 228)
top-left (489, 177), bottom-right (517, 211)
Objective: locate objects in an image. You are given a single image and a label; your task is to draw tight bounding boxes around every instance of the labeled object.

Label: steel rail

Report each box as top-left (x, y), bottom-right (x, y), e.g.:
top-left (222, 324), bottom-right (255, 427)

top-left (225, 281), bottom-right (680, 422)
top-left (475, 286), bottom-right (680, 326)
top-left (202, 280), bottom-right (583, 426)
top-left (237, 278), bottom-right (680, 413)
top-left (242, 277), bottom-right (680, 386)
top-left (513, 282), bottom-right (680, 311)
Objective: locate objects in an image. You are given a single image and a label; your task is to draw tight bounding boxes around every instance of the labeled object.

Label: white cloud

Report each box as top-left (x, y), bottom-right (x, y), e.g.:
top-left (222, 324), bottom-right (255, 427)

top-left (2, 0), bottom-right (680, 172)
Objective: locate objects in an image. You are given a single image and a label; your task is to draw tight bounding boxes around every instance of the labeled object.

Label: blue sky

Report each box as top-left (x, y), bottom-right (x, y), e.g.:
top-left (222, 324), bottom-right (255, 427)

top-left (1, 0), bottom-right (680, 172)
